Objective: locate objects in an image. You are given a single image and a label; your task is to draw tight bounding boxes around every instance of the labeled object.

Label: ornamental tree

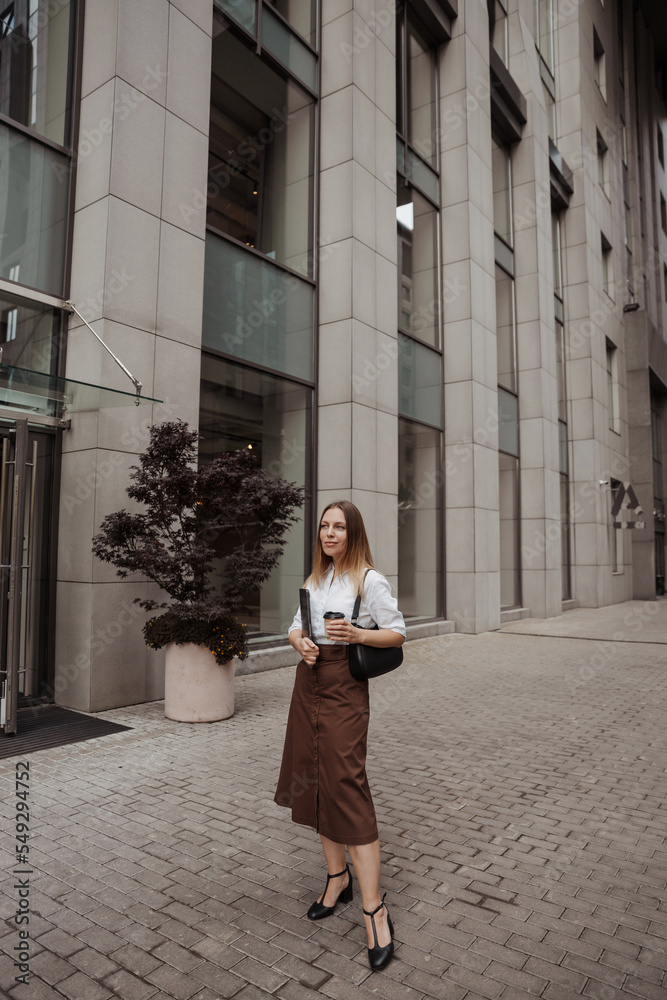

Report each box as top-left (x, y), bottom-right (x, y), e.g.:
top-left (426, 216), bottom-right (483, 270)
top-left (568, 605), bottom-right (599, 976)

top-left (92, 420), bottom-right (305, 614)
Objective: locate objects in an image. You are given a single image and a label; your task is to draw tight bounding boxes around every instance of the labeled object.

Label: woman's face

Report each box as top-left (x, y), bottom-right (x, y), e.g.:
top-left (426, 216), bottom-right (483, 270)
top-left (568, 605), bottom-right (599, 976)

top-left (320, 507), bottom-right (347, 561)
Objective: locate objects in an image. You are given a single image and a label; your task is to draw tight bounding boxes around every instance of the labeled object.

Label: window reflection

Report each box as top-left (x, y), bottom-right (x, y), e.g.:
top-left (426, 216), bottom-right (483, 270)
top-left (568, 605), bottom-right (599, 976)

top-left (495, 265), bottom-right (516, 393)
top-left (0, 123), bottom-right (69, 295)
top-left (0, 290), bottom-right (59, 373)
top-left (492, 139), bottom-right (512, 247)
top-left (397, 180), bottom-right (439, 347)
top-left (267, 0), bottom-right (316, 48)
top-left (199, 354), bottom-right (310, 638)
top-left (398, 418), bottom-right (441, 619)
top-left (499, 452), bottom-right (520, 608)
top-left (208, 27), bottom-right (314, 276)
top-left (407, 17), bottom-right (436, 166)
top-left (491, 0), bottom-right (508, 65)
top-left (0, 0), bottom-right (73, 146)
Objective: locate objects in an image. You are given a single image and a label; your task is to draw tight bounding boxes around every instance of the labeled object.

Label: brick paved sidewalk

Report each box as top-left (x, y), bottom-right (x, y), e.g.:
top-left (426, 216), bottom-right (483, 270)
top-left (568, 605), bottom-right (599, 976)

top-left (1, 613), bottom-right (666, 1000)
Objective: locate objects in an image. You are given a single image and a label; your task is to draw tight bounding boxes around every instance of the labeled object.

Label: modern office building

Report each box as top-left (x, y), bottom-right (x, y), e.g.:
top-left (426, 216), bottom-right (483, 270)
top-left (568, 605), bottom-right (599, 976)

top-left (0, 0), bottom-right (665, 728)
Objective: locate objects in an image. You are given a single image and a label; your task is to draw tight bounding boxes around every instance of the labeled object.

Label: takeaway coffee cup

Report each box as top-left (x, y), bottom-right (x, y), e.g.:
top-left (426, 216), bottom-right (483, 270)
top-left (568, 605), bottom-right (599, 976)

top-left (323, 611), bottom-right (345, 639)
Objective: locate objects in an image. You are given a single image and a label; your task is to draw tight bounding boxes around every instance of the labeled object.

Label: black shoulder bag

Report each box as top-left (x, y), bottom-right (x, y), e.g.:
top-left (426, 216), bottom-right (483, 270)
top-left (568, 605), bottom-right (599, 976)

top-left (348, 570), bottom-right (404, 681)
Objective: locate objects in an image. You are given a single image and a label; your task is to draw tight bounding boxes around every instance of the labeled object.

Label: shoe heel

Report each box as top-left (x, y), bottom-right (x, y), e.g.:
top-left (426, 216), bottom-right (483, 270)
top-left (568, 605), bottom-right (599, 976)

top-left (340, 879), bottom-right (353, 904)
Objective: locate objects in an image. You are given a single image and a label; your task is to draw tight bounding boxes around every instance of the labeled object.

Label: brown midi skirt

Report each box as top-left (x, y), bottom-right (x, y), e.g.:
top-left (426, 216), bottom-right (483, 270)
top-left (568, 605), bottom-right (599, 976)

top-left (274, 643), bottom-right (378, 846)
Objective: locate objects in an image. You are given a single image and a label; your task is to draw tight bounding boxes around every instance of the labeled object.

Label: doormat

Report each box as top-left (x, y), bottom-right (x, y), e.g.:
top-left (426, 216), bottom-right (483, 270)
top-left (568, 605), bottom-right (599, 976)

top-left (0, 705), bottom-right (131, 759)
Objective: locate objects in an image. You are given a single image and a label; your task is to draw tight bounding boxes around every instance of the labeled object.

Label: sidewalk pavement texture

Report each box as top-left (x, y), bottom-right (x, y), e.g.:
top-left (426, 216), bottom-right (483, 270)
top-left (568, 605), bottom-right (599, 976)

top-left (0, 599), bottom-right (666, 1000)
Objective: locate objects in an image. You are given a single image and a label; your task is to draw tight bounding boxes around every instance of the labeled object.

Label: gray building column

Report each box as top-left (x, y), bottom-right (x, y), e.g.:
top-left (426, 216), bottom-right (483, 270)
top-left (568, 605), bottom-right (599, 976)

top-left (510, 16), bottom-right (562, 619)
top-left (441, 0), bottom-right (500, 633)
top-left (317, 2), bottom-right (399, 585)
top-left (626, 312), bottom-right (667, 599)
top-left (54, 0), bottom-right (212, 711)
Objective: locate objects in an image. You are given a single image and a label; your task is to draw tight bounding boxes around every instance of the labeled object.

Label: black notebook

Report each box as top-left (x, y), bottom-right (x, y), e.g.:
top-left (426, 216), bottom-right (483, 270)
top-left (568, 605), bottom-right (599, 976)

top-left (298, 588), bottom-right (313, 640)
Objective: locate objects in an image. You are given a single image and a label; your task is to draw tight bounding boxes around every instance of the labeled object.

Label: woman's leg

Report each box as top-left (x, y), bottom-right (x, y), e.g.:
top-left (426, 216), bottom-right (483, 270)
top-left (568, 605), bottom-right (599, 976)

top-left (317, 833), bottom-right (349, 906)
top-left (347, 840), bottom-right (392, 948)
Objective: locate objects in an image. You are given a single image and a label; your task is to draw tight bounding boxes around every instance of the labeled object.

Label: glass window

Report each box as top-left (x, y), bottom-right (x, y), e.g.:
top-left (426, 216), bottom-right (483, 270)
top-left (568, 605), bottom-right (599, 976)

top-left (552, 212), bottom-right (562, 298)
top-left (262, 6), bottom-right (317, 90)
top-left (499, 451), bottom-right (521, 608)
top-left (398, 418), bottom-right (441, 619)
top-left (199, 354), bottom-right (311, 638)
top-left (0, 0), bottom-right (73, 146)
top-left (560, 472), bottom-right (571, 600)
top-left (492, 140), bottom-right (512, 247)
top-left (398, 334), bottom-right (442, 427)
top-left (208, 27), bottom-right (315, 276)
top-left (203, 232), bottom-right (315, 382)
top-left (556, 318), bottom-right (566, 421)
top-left (496, 264), bottom-right (516, 393)
top-left (397, 180), bottom-right (439, 347)
top-left (267, 0), bottom-right (317, 49)
top-left (601, 233), bottom-right (612, 297)
top-left (610, 479), bottom-right (622, 572)
top-left (215, 0), bottom-right (257, 34)
top-left (0, 290), bottom-right (59, 373)
top-left (498, 386), bottom-right (518, 456)
top-left (559, 419), bottom-right (568, 474)
top-left (0, 121), bottom-right (69, 296)
top-left (621, 117), bottom-right (628, 165)
top-left (594, 30), bottom-right (606, 99)
top-left (536, 0), bottom-right (554, 73)
top-left (545, 85), bottom-right (556, 142)
top-left (606, 339), bottom-right (618, 431)
top-left (406, 16), bottom-right (436, 167)
top-left (491, 0), bottom-right (508, 66)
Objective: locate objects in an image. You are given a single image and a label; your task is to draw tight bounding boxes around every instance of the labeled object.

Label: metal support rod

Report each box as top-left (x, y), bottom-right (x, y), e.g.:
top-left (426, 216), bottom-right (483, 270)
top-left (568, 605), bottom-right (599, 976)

top-left (64, 301), bottom-right (143, 401)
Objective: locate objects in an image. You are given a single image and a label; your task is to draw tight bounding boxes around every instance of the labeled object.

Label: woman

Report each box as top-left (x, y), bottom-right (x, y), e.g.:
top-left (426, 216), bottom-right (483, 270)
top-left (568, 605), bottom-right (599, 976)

top-left (274, 500), bottom-right (405, 971)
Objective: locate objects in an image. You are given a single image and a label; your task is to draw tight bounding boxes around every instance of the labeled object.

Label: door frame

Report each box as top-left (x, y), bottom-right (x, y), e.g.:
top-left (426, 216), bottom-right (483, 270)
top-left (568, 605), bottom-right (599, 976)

top-left (0, 412), bottom-right (62, 734)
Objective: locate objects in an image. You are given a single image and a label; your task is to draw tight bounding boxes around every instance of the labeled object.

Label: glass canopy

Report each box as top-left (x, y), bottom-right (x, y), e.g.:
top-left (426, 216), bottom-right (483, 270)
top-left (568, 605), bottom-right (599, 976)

top-left (0, 364), bottom-right (162, 419)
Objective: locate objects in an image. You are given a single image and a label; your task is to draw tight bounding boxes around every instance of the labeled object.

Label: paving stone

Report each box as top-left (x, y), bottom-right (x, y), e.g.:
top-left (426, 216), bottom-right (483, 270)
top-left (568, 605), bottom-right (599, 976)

top-left (8, 976), bottom-right (64, 999)
top-left (67, 946), bottom-right (119, 979)
top-left (27, 951), bottom-right (77, 986)
top-left (403, 968), bottom-right (467, 1000)
top-left (102, 968), bottom-right (160, 1000)
top-left (77, 925), bottom-right (126, 955)
top-left (443, 964), bottom-right (505, 999)
top-left (270, 929), bottom-right (325, 962)
top-left (56, 970), bottom-right (114, 999)
top-left (34, 929), bottom-right (85, 959)
top-left (277, 979), bottom-right (335, 1000)
top-left (151, 938), bottom-right (205, 973)
top-left (145, 963), bottom-right (202, 999)
top-left (273, 953), bottom-right (332, 990)
top-left (110, 943), bottom-right (163, 977)
top-left (189, 959), bottom-right (247, 995)
top-left (2, 625), bottom-right (667, 1000)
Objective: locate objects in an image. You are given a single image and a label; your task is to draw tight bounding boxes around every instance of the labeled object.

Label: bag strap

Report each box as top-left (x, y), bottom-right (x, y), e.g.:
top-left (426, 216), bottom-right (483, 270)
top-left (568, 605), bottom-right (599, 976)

top-left (351, 569), bottom-right (372, 624)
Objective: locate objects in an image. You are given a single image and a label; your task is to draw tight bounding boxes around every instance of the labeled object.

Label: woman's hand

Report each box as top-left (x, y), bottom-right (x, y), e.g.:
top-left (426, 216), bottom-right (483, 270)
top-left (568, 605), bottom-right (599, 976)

top-left (325, 620), bottom-right (405, 647)
top-left (324, 620), bottom-right (365, 643)
top-left (294, 635), bottom-right (320, 665)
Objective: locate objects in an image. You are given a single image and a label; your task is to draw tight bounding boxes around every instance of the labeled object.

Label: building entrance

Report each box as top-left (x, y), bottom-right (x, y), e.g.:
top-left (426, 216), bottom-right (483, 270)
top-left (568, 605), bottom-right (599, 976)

top-left (0, 418), bottom-right (55, 736)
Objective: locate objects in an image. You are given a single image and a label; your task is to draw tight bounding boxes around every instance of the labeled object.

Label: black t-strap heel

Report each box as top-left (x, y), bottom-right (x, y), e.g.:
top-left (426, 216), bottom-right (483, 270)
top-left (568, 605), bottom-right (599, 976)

top-left (307, 864), bottom-right (353, 920)
top-left (363, 892), bottom-right (394, 970)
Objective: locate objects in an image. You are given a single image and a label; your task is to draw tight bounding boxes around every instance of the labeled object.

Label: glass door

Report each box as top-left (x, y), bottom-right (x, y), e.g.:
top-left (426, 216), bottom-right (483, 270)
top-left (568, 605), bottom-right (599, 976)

top-left (0, 419), bottom-right (54, 735)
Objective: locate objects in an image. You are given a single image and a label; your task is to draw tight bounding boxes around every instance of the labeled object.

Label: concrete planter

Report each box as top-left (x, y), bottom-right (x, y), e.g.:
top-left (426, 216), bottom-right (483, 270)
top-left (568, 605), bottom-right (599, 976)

top-left (164, 642), bottom-right (234, 722)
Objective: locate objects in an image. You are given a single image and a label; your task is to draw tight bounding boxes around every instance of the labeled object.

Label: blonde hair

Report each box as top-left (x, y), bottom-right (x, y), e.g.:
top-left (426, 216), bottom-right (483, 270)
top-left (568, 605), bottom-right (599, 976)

top-left (304, 500), bottom-right (375, 598)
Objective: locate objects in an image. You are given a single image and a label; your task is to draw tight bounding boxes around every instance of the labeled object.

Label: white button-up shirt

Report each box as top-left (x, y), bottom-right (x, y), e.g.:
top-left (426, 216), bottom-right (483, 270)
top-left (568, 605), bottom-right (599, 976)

top-left (289, 565), bottom-right (406, 644)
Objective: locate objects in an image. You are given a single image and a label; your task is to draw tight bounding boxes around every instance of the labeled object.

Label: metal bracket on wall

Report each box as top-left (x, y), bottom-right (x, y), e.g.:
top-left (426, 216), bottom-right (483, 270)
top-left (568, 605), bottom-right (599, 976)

top-left (64, 302), bottom-right (144, 404)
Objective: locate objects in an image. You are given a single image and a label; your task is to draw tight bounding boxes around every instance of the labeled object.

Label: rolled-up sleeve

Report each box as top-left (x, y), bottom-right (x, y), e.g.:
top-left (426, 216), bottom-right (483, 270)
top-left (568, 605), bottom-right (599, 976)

top-left (365, 574), bottom-right (406, 636)
top-left (288, 605), bottom-right (302, 634)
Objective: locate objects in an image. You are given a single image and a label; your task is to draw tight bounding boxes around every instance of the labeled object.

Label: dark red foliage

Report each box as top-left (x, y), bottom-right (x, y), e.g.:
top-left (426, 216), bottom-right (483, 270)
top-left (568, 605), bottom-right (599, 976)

top-left (92, 420), bottom-right (305, 615)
